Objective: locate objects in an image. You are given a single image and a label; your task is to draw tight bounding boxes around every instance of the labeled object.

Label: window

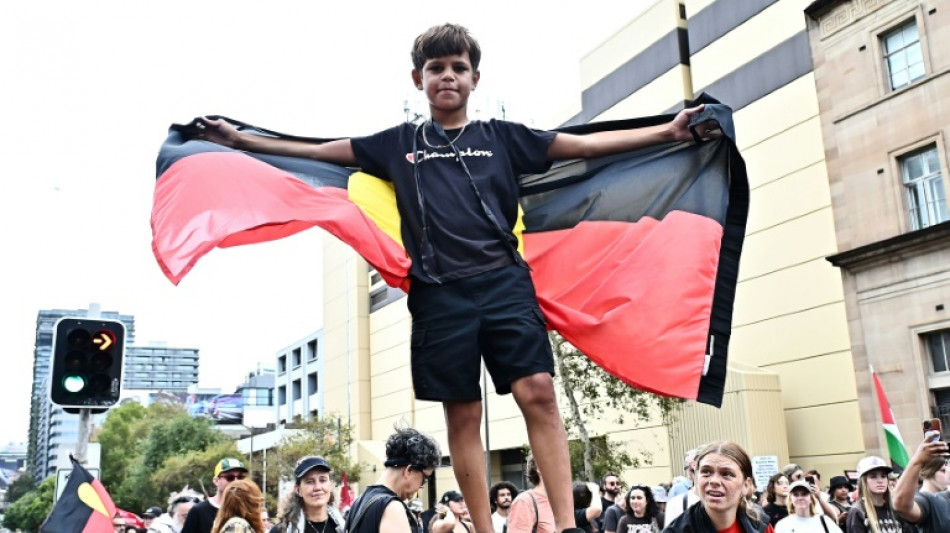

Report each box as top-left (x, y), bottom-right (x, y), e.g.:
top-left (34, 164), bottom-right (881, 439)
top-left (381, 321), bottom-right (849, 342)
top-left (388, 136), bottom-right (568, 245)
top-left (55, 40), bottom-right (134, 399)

top-left (278, 355), bottom-right (287, 373)
top-left (902, 145), bottom-right (947, 230)
top-left (926, 330), bottom-right (950, 373)
top-left (292, 348), bottom-right (301, 367)
top-left (278, 386), bottom-right (286, 405)
top-left (307, 339), bottom-right (318, 361)
top-left (292, 379), bottom-right (301, 400)
top-left (308, 372), bottom-right (318, 394)
top-left (882, 20), bottom-right (925, 90)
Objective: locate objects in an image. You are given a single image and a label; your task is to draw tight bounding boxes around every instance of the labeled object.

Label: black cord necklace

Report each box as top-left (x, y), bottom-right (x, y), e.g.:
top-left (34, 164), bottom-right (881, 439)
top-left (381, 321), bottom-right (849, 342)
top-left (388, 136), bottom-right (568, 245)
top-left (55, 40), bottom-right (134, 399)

top-left (306, 518), bottom-right (328, 533)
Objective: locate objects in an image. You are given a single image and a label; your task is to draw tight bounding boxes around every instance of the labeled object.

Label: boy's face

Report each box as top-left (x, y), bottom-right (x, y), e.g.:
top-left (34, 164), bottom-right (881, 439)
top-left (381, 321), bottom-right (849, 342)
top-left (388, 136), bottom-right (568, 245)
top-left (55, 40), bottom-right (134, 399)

top-left (412, 52), bottom-right (479, 117)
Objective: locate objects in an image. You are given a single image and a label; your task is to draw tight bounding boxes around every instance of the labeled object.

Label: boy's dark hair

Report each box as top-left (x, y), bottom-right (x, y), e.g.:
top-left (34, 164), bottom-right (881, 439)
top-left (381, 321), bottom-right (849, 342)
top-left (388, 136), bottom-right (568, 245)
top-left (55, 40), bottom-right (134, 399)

top-left (385, 427), bottom-right (441, 469)
top-left (572, 481), bottom-right (592, 509)
top-left (411, 23), bottom-right (481, 71)
top-left (489, 481), bottom-right (519, 505)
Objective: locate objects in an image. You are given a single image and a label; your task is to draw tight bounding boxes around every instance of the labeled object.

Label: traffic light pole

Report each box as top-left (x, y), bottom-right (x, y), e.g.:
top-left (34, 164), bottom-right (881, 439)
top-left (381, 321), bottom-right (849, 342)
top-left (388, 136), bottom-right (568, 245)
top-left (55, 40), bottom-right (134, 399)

top-left (75, 408), bottom-right (92, 464)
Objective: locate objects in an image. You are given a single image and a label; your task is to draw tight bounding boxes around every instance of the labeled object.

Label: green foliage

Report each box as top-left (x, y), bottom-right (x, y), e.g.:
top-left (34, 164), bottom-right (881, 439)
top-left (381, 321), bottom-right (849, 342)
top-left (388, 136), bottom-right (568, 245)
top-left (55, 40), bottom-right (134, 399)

top-left (550, 332), bottom-right (679, 481)
top-left (566, 436), bottom-right (649, 482)
top-left (1, 476), bottom-right (55, 533)
top-left (96, 399), bottom-right (232, 511)
top-left (96, 401), bottom-right (148, 491)
top-left (272, 414), bottom-right (364, 484)
top-left (140, 411), bottom-right (227, 471)
top-left (151, 441), bottom-right (243, 499)
top-left (5, 471), bottom-right (37, 504)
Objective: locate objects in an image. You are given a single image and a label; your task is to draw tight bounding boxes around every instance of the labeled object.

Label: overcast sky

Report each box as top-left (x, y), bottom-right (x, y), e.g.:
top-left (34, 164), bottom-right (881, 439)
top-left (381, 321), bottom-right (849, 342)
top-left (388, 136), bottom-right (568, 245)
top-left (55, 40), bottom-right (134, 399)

top-left (0, 0), bottom-right (653, 446)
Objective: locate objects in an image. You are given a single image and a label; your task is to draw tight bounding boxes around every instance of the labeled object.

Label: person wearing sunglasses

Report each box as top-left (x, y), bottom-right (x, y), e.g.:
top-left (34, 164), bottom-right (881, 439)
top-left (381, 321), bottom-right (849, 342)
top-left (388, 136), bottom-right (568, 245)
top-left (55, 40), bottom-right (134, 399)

top-left (346, 427), bottom-right (441, 533)
top-left (147, 489), bottom-right (205, 533)
top-left (182, 458), bottom-right (250, 533)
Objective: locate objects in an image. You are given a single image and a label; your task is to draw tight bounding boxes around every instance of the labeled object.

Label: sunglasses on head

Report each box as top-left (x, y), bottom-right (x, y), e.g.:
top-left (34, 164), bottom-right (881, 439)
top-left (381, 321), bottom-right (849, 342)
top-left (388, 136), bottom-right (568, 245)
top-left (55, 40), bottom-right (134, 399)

top-left (173, 496), bottom-right (201, 504)
top-left (220, 473), bottom-right (247, 482)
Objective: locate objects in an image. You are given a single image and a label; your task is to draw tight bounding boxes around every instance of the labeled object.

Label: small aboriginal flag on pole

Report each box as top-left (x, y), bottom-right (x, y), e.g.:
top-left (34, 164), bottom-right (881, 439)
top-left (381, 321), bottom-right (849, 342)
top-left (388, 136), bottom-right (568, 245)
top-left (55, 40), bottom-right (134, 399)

top-left (40, 456), bottom-right (116, 533)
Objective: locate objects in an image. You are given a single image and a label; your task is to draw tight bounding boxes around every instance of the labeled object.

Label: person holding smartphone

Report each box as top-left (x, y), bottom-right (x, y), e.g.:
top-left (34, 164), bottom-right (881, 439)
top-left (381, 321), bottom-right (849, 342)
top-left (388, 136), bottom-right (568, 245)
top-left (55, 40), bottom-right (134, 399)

top-left (892, 428), bottom-right (950, 533)
top-left (803, 473), bottom-right (841, 522)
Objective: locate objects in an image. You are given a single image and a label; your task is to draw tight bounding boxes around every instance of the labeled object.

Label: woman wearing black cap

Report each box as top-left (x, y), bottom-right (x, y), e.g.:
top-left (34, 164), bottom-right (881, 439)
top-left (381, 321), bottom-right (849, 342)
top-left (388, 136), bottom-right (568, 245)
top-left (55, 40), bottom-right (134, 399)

top-left (271, 456), bottom-right (346, 533)
top-left (431, 491), bottom-right (473, 533)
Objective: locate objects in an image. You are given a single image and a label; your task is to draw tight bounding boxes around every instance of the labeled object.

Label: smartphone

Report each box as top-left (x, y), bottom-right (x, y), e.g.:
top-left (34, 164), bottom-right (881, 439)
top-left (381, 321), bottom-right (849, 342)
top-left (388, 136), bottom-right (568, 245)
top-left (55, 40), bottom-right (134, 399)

top-left (805, 475), bottom-right (816, 485)
top-left (923, 418), bottom-right (942, 441)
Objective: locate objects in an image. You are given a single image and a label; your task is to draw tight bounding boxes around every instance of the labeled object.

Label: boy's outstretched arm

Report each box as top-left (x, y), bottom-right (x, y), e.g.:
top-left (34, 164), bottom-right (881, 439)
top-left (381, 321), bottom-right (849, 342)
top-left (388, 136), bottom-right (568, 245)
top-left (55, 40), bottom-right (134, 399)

top-left (197, 117), bottom-right (358, 166)
top-left (546, 104), bottom-right (707, 160)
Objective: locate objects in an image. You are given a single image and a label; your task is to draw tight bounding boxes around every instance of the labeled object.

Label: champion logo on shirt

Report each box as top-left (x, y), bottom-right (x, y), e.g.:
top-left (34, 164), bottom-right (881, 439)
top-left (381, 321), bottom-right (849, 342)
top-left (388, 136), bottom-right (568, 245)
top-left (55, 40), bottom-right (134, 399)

top-left (405, 147), bottom-right (494, 164)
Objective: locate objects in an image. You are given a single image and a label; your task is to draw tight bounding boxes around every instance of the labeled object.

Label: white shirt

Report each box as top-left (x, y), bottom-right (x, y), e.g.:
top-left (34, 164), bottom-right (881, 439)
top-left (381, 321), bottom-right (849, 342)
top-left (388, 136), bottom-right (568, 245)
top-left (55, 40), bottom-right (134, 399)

top-left (491, 512), bottom-right (507, 533)
top-left (774, 514), bottom-right (842, 533)
top-left (663, 490), bottom-right (700, 527)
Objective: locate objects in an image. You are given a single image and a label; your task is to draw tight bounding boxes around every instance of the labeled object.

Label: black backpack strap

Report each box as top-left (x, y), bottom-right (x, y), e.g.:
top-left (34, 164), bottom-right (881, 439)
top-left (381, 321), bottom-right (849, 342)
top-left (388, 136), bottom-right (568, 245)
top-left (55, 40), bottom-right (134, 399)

top-left (346, 493), bottom-right (392, 533)
top-left (528, 492), bottom-right (539, 533)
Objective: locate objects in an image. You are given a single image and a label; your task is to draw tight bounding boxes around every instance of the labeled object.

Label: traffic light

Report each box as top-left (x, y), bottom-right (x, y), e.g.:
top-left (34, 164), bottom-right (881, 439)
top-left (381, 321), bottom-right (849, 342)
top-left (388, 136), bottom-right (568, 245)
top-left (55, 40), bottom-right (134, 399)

top-left (49, 317), bottom-right (126, 408)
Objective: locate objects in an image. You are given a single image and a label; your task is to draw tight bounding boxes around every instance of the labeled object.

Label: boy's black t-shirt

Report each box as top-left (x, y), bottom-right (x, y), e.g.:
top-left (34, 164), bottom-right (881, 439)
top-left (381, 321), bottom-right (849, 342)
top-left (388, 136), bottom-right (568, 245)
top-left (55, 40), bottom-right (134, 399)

top-left (350, 120), bottom-right (556, 284)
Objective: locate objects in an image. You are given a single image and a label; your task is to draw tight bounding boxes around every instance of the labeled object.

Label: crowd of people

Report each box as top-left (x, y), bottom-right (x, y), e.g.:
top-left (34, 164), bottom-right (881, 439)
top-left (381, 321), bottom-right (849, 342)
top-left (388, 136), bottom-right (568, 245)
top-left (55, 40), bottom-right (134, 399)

top-left (108, 429), bottom-right (946, 533)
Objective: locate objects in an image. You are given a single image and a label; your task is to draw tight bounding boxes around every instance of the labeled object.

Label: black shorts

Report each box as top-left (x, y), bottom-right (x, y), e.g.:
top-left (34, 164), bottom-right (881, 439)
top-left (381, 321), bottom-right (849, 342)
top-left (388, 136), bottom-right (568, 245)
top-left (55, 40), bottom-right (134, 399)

top-left (407, 264), bottom-right (555, 402)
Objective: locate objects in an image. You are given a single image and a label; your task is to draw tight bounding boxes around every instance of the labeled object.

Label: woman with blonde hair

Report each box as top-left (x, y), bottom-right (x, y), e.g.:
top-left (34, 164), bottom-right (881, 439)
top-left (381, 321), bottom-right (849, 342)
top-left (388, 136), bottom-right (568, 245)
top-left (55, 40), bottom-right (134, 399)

top-left (774, 480), bottom-right (841, 533)
top-left (845, 457), bottom-right (912, 533)
top-left (271, 456), bottom-right (345, 533)
top-left (210, 479), bottom-right (265, 533)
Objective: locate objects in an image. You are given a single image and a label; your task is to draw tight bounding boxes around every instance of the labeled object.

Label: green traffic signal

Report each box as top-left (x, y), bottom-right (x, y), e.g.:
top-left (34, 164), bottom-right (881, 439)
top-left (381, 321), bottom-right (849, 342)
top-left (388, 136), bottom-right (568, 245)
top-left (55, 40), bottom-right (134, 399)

top-left (63, 374), bottom-right (86, 393)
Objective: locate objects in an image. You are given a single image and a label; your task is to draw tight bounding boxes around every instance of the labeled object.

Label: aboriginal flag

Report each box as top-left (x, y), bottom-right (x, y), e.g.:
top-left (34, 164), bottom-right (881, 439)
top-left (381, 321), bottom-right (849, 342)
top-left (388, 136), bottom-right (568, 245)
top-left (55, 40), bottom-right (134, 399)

top-left (152, 95), bottom-right (746, 406)
top-left (40, 456), bottom-right (116, 533)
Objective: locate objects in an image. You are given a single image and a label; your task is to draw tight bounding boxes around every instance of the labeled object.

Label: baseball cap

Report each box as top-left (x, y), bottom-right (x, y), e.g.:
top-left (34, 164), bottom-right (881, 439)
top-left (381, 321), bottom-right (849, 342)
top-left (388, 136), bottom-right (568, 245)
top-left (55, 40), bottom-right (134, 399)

top-left (856, 456), bottom-right (892, 478)
top-left (828, 475), bottom-right (852, 492)
top-left (788, 480), bottom-right (812, 493)
top-left (143, 506), bottom-right (163, 518)
top-left (651, 486), bottom-right (668, 503)
top-left (440, 490), bottom-right (464, 504)
top-left (294, 456), bottom-right (332, 479)
top-left (214, 458), bottom-right (249, 477)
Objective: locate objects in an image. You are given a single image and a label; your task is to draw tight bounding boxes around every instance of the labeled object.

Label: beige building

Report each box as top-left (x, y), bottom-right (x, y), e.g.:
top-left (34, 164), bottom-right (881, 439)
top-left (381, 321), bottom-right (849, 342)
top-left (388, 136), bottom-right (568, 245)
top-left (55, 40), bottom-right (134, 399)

top-left (311, 0), bottom-right (950, 499)
top-left (805, 0), bottom-right (950, 458)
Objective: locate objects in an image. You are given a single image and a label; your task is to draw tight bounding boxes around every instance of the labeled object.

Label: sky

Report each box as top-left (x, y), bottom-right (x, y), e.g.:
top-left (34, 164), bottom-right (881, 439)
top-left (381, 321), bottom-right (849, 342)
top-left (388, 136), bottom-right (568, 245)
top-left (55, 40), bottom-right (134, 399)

top-left (0, 0), bottom-right (654, 446)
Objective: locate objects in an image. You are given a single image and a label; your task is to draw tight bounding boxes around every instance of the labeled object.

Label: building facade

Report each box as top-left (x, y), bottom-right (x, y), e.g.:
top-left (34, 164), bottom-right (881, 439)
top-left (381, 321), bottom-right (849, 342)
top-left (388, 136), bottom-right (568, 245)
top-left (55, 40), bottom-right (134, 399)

top-left (805, 0), bottom-right (950, 455)
top-left (274, 330), bottom-right (326, 425)
top-left (124, 344), bottom-right (199, 391)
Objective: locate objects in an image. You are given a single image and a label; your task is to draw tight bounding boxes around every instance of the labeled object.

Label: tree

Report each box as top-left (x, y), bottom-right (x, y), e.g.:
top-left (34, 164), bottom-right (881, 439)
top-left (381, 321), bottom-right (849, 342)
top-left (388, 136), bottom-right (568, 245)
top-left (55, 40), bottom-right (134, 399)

top-left (1, 476), bottom-right (54, 533)
top-left (96, 401), bottom-right (148, 491)
top-left (115, 408), bottom-right (230, 511)
top-left (6, 471), bottom-right (37, 504)
top-left (550, 331), bottom-right (680, 482)
top-left (151, 441), bottom-right (243, 499)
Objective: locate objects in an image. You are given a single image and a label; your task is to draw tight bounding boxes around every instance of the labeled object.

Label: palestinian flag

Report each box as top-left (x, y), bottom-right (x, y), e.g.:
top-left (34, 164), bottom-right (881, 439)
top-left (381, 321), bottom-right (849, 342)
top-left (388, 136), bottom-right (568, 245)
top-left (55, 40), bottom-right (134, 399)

top-left (40, 456), bottom-right (116, 533)
top-left (871, 365), bottom-right (910, 470)
top-left (152, 95), bottom-right (747, 406)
